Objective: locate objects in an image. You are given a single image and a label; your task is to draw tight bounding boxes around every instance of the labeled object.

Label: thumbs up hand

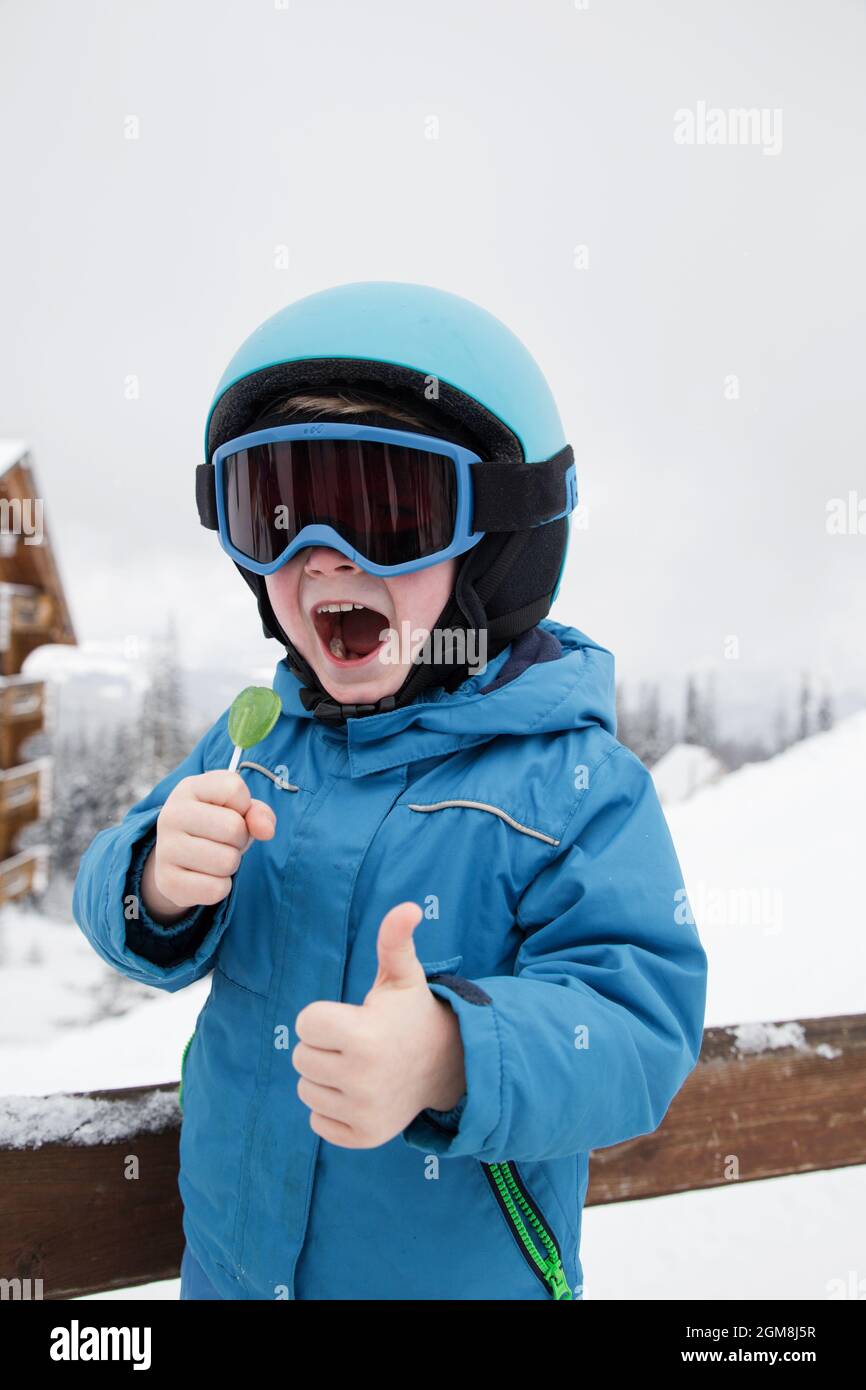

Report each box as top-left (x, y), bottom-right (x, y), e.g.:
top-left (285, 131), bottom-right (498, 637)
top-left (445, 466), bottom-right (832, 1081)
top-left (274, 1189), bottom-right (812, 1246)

top-left (292, 902), bottom-right (467, 1149)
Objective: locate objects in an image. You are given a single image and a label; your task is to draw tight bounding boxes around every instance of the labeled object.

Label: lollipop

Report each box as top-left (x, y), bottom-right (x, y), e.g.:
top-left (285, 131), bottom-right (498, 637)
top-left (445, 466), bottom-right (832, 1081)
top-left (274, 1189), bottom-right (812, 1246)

top-left (227, 686), bottom-right (282, 772)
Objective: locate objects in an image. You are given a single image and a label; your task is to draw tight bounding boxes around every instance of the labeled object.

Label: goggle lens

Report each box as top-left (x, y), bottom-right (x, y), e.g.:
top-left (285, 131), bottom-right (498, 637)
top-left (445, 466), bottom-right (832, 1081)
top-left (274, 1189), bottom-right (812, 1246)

top-left (222, 437), bottom-right (459, 569)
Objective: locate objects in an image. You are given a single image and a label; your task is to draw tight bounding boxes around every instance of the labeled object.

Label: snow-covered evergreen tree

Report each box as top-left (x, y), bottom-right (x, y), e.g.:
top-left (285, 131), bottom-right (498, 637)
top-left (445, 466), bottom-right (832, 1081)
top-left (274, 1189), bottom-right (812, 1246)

top-left (634, 682), bottom-right (669, 767)
top-left (816, 686), bottom-right (834, 732)
top-left (797, 672), bottom-right (812, 742)
top-left (45, 617), bottom-right (191, 887)
top-left (698, 672), bottom-right (719, 751)
top-left (47, 731), bottom-right (112, 879)
top-left (136, 614), bottom-right (189, 797)
top-left (773, 700), bottom-right (790, 755)
top-left (683, 676), bottom-right (701, 745)
top-left (615, 681), bottom-right (629, 747)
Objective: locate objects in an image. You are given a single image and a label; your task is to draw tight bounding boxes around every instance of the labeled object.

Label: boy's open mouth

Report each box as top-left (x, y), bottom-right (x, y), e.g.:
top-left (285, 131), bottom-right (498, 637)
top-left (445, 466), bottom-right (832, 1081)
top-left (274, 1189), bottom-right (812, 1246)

top-left (311, 601), bottom-right (390, 667)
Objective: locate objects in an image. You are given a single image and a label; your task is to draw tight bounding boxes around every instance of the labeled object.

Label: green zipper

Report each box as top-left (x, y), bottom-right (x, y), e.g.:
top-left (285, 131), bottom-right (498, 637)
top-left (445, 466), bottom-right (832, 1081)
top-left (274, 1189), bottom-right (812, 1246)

top-left (485, 1161), bottom-right (573, 1300)
top-left (178, 1031), bottom-right (195, 1113)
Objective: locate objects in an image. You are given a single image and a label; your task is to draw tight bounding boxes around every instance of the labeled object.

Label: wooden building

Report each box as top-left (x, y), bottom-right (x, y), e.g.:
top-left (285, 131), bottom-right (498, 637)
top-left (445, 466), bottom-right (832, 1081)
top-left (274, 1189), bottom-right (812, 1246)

top-left (0, 440), bottom-right (76, 904)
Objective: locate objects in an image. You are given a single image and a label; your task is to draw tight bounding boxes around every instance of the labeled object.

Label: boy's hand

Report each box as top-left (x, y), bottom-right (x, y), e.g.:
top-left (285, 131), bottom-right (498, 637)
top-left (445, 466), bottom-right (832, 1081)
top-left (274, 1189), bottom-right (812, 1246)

top-left (292, 902), bottom-right (467, 1149)
top-left (140, 771), bottom-right (276, 923)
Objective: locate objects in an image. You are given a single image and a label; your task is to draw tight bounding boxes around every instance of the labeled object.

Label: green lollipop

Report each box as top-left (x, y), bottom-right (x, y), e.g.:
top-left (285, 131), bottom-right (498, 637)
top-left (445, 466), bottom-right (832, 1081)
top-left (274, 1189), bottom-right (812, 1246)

top-left (227, 686), bottom-right (282, 772)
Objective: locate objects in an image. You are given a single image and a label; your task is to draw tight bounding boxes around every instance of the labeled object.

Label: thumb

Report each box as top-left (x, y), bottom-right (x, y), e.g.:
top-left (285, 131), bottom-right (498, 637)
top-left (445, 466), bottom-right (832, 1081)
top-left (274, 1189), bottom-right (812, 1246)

top-left (367, 901), bottom-right (426, 996)
top-left (243, 798), bottom-right (277, 847)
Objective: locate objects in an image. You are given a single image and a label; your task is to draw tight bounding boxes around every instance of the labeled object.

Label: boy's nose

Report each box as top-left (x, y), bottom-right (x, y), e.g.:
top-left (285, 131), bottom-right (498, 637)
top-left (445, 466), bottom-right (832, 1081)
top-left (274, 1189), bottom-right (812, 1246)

top-left (302, 546), bottom-right (362, 578)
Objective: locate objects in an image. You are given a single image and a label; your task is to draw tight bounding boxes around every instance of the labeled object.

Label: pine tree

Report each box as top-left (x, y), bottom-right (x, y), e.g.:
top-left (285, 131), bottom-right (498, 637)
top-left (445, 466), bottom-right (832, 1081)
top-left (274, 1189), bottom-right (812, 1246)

top-left (154, 612), bottom-right (188, 772)
top-left (797, 672), bottom-right (812, 742)
top-left (615, 681), bottom-right (629, 747)
top-left (46, 718), bottom-right (150, 884)
top-left (660, 710), bottom-right (677, 757)
top-left (137, 615), bottom-right (189, 794)
top-left (698, 672), bottom-right (719, 751)
top-left (109, 721), bottom-right (140, 822)
top-left (45, 614), bottom-right (188, 887)
top-left (684, 676), bottom-right (701, 745)
top-left (816, 686), bottom-right (834, 732)
top-left (48, 730), bottom-right (108, 879)
top-left (636, 682), bottom-right (666, 767)
top-left (773, 700), bottom-right (790, 755)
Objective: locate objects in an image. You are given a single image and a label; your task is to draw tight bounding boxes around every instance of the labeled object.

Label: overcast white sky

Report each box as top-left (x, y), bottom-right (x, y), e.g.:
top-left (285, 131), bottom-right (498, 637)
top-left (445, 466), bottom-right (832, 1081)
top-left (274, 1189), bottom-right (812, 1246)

top-left (1, 0), bottom-right (864, 717)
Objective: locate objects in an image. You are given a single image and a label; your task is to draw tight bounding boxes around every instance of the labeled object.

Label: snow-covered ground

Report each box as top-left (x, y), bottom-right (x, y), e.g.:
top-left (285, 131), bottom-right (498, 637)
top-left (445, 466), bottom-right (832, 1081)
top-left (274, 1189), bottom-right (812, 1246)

top-left (4, 715), bottom-right (865, 1300)
top-left (651, 741), bottom-right (725, 805)
top-left (0, 898), bottom-right (210, 1095)
top-left (587, 712), bottom-right (866, 1299)
top-left (669, 711), bottom-right (866, 1026)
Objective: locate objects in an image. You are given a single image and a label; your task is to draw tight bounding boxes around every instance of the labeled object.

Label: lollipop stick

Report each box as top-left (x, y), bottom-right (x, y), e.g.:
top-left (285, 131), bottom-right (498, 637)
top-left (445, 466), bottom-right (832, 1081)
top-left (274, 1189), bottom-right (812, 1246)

top-left (228, 744), bottom-right (242, 773)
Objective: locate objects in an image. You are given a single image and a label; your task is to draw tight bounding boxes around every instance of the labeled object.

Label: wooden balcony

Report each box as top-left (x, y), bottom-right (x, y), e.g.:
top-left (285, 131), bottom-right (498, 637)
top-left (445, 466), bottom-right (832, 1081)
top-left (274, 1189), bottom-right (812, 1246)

top-left (0, 676), bottom-right (46, 769)
top-left (0, 844), bottom-right (48, 906)
top-left (0, 757), bottom-right (51, 861)
top-left (0, 443), bottom-right (73, 909)
top-left (0, 452), bottom-right (75, 650)
top-left (0, 584), bottom-right (66, 678)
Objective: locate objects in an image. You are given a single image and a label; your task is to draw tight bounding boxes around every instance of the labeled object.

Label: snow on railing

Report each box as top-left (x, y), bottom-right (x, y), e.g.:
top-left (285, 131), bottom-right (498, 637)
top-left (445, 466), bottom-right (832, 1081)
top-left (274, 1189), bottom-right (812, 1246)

top-left (1, 1014), bottom-right (864, 1298)
top-left (0, 1087), bottom-right (180, 1151)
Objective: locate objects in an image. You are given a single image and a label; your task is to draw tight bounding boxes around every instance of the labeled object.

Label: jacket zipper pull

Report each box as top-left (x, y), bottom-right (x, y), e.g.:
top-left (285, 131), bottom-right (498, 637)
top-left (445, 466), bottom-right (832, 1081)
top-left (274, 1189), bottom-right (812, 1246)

top-left (546, 1261), bottom-right (573, 1300)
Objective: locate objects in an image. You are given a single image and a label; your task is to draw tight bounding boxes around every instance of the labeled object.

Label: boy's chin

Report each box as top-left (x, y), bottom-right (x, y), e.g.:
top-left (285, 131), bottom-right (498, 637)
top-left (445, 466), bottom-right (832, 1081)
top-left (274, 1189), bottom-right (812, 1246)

top-left (313, 658), bottom-right (408, 708)
top-left (287, 629), bottom-right (409, 707)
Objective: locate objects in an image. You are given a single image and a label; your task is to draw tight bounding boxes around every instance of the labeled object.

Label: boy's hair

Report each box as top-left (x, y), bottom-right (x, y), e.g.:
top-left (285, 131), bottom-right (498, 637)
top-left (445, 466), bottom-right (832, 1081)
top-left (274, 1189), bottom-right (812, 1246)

top-left (249, 388), bottom-right (485, 453)
top-left (253, 389), bottom-right (429, 429)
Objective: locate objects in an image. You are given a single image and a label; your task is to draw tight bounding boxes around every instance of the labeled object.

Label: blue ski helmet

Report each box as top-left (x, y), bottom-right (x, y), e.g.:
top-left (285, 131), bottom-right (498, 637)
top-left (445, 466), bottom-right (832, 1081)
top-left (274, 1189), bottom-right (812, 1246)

top-left (200, 281), bottom-right (574, 722)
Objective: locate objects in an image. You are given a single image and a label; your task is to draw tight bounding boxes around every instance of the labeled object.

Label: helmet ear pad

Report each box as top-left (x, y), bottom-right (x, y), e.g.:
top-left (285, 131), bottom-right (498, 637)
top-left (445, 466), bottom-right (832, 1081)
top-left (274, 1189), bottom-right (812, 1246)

top-left (452, 519), bottom-right (568, 631)
top-left (234, 560), bottom-right (288, 647)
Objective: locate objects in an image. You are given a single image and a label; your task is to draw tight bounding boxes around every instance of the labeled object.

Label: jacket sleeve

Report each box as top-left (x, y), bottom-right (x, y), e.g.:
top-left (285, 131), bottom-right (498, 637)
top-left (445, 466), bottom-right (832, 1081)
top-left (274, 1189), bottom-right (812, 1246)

top-left (121, 825), bottom-right (222, 968)
top-left (72, 709), bottom-right (237, 992)
top-left (402, 743), bottom-right (708, 1162)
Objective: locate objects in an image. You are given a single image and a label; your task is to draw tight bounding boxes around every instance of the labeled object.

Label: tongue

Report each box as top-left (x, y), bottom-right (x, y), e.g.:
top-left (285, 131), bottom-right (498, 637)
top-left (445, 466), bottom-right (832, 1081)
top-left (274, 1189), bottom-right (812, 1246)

top-left (340, 606), bottom-right (388, 656)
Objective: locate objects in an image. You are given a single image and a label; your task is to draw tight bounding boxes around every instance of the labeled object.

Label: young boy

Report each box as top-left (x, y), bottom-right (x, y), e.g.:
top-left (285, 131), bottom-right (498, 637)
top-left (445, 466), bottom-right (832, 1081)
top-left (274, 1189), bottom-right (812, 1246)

top-left (73, 281), bottom-right (708, 1301)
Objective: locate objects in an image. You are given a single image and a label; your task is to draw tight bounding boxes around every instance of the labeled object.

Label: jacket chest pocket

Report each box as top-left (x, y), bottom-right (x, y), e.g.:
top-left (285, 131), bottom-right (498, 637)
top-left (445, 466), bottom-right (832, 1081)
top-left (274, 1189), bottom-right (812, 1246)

top-left (376, 795), bottom-right (562, 970)
top-left (403, 796), bottom-right (561, 851)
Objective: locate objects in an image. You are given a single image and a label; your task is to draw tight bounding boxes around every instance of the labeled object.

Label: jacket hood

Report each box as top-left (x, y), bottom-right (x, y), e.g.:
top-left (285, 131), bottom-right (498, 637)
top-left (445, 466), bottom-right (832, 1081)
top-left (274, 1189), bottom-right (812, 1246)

top-left (272, 619), bottom-right (616, 778)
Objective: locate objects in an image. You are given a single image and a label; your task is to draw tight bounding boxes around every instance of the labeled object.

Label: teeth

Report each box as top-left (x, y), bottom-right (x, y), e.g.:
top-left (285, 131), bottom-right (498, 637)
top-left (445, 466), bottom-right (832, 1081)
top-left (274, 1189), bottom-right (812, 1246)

top-left (329, 635), bottom-right (347, 658)
top-left (316, 602), bottom-right (367, 613)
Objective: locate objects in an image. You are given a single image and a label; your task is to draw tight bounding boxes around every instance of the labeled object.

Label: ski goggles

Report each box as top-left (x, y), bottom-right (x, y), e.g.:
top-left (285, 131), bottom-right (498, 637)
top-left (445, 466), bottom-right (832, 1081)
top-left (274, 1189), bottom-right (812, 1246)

top-left (195, 422), bottom-right (577, 578)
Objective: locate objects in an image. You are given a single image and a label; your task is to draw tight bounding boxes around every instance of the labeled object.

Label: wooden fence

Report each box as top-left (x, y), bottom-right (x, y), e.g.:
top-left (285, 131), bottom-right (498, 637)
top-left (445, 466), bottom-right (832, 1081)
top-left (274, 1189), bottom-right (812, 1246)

top-left (1, 1012), bottom-right (863, 1299)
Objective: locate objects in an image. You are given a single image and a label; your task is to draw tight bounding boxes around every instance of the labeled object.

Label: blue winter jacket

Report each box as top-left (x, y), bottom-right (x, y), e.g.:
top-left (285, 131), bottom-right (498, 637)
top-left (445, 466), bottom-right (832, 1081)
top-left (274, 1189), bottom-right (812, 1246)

top-left (73, 619), bottom-right (707, 1301)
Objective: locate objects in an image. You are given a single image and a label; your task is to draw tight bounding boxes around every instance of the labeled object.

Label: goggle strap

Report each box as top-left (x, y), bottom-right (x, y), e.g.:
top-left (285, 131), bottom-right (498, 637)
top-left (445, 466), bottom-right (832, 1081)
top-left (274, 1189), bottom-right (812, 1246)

top-left (470, 445), bottom-right (577, 531)
top-left (194, 444), bottom-right (577, 534)
top-left (196, 463), bottom-right (219, 530)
